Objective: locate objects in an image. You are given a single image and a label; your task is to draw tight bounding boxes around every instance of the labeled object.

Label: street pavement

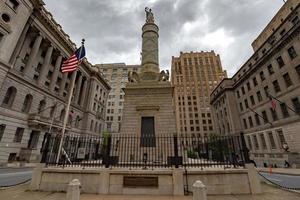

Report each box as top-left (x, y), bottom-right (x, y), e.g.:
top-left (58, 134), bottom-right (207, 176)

top-left (0, 182), bottom-right (299, 200)
top-left (0, 167), bottom-right (33, 187)
top-left (260, 171), bottom-right (300, 189)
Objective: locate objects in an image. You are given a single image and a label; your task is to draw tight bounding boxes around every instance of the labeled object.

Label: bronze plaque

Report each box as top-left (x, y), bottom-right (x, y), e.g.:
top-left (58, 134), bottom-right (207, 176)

top-left (123, 176), bottom-right (158, 188)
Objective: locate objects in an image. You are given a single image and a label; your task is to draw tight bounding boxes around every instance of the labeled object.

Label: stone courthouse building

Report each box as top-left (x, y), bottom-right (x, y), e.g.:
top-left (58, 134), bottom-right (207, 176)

top-left (171, 51), bottom-right (227, 136)
top-left (210, 0), bottom-right (300, 167)
top-left (0, 0), bottom-right (110, 164)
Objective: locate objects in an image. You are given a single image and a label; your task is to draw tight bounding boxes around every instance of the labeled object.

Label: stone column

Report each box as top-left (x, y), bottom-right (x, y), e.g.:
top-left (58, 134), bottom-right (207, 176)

top-left (38, 45), bottom-right (54, 86)
top-left (50, 55), bottom-right (63, 91)
top-left (10, 23), bottom-right (31, 65)
top-left (80, 78), bottom-right (88, 107)
top-left (23, 34), bottom-right (43, 75)
top-left (59, 73), bottom-right (68, 96)
top-left (74, 73), bottom-right (83, 104)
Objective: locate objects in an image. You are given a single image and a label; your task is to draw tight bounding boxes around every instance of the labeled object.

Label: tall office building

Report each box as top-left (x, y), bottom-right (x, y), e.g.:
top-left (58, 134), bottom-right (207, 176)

top-left (171, 51), bottom-right (227, 136)
top-left (97, 63), bottom-right (141, 133)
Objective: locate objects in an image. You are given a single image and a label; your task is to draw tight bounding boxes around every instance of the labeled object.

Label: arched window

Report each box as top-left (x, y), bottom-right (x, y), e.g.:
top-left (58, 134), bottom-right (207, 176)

top-left (90, 120), bottom-right (94, 131)
top-left (94, 122), bottom-right (98, 132)
top-left (38, 100), bottom-right (46, 114)
top-left (60, 109), bottom-right (65, 121)
top-left (21, 94), bottom-right (33, 113)
top-left (50, 104), bottom-right (56, 118)
top-left (2, 86), bottom-right (17, 107)
top-left (75, 116), bottom-right (81, 127)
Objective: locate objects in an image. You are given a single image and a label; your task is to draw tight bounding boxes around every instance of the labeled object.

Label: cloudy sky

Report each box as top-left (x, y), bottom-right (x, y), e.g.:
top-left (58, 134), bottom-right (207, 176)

top-left (45, 0), bottom-right (284, 77)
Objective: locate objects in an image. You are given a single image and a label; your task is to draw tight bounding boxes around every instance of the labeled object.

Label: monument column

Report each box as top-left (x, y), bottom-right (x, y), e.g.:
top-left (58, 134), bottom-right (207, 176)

top-left (141, 7), bottom-right (160, 75)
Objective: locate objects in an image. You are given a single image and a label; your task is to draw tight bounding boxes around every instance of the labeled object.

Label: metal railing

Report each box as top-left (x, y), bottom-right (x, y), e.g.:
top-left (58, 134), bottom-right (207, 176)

top-left (42, 133), bottom-right (249, 169)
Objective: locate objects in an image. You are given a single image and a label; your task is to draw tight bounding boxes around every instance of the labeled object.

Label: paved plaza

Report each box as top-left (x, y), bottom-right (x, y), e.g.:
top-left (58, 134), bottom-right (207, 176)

top-left (0, 182), bottom-right (299, 200)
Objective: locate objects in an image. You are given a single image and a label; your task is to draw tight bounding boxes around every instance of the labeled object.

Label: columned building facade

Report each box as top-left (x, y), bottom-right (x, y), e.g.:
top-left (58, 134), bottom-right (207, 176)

top-left (97, 63), bottom-right (141, 133)
top-left (171, 51), bottom-right (227, 136)
top-left (0, 0), bottom-right (110, 164)
top-left (210, 1), bottom-right (300, 167)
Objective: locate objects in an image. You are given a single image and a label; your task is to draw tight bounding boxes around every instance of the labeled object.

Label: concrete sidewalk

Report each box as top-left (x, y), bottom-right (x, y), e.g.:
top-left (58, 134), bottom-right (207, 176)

top-left (258, 167), bottom-right (300, 175)
top-left (1, 182), bottom-right (300, 200)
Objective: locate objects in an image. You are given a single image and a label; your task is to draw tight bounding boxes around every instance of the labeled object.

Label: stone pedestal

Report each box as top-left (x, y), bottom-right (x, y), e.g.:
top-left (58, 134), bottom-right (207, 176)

top-left (121, 81), bottom-right (176, 136)
top-left (245, 163), bottom-right (262, 194)
top-left (66, 179), bottom-right (81, 200)
top-left (30, 163), bottom-right (45, 190)
top-left (192, 180), bottom-right (207, 200)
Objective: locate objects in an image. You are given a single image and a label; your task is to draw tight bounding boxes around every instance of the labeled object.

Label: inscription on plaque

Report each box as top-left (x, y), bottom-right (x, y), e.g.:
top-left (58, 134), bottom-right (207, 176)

top-left (123, 176), bottom-right (158, 187)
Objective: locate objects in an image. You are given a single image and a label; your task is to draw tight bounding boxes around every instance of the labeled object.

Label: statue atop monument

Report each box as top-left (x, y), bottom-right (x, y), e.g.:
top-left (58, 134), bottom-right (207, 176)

top-left (145, 7), bottom-right (154, 23)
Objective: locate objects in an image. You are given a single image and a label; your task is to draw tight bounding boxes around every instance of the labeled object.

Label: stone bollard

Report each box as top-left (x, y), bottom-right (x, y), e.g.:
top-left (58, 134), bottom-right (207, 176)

top-left (192, 180), bottom-right (207, 200)
top-left (66, 179), bottom-right (81, 200)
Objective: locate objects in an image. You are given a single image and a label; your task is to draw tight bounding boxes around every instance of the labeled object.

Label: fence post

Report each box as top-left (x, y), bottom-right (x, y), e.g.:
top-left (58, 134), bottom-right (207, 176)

top-left (104, 136), bottom-right (112, 168)
top-left (173, 134), bottom-right (179, 168)
top-left (40, 133), bottom-right (51, 163)
top-left (240, 132), bottom-right (250, 164)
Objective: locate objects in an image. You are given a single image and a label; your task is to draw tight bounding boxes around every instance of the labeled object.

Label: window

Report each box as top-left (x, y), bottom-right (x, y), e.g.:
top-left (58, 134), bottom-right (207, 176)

top-left (247, 136), bottom-right (252, 150)
top-left (262, 110), bottom-right (268, 124)
top-left (1, 13), bottom-right (10, 23)
top-left (75, 116), bottom-right (81, 127)
top-left (90, 120), bottom-right (94, 131)
top-left (247, 82), bottom-right (251, 91)
top-left (250, 95), bottom-right (255, 105)
top-left (2, 86), bottom-right (17, 107)
top-left (236, 91), bottom-right (240, 98)
top-left (257, 91), bottom-right (262, 102)
top-left (13, 127), bottom-right (24, 143)
top-left (280, 103), bottom-right (289, 117)
top-left (7, 0), bottom-right (19, 10)
top-left (21, 94), bottom-right (33, 113)
top-left (259, 71), bottom-right (265, 81)
top-left (38, 100), bottom-right (46, 113)
top-left (268, 132), bottom-right (276, 149)
top-left (295, 65), bottom-right (300, 77)
top-left (27, 131), bottom-right (40, 149)
top-left (243, 118), bottom-right (247, 129)
top-left (248, 116), bottom-right (253, 128)
top-left (253, 135), bottom-right (259, 149)
top-left (264, 86), bottom-right (269, 98)
top-left (272, 80), bottom-right (281, 93)
top-left (287, 46), bottom-right (297, 59)
top-left (0, 32), bottom-right (4, 44)
top-left (255, 114), bottom-right (260, 125)
top-left (260, 134), bottom-right (267, 149)
top-left (292, 97), bottom-right (300, 114)
top-left (0, 124), bottom-right (6, 142)
top-left (267, 64), bottom-right (274, 75)
top-left (60, 109), bottom-right (65, 121)
top-left (239, 103), bottom-right (243, 111)
top-left (276, 56), bottom-right (285, 68)
top-left (253, 77), bottom-right (258, 86)
top-left (270, 108), bottom-right (278, 121)
top-left (244, 99), bottom-right (249, 109)
top-left (277, 129), bottom-right (286, 147)
top-left (283, 73), bottom-right (293, 87)
top-left (241, 86), bottom-right (245, 95)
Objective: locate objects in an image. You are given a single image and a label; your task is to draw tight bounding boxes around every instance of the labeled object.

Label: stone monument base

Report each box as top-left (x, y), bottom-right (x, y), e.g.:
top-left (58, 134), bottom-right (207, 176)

top-left (120, 80), bottom-right (176, 136)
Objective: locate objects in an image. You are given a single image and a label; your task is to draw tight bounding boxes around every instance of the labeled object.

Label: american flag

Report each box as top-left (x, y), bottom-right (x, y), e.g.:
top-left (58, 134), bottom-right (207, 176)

top-left (61, 45), bottom-right (86, 73)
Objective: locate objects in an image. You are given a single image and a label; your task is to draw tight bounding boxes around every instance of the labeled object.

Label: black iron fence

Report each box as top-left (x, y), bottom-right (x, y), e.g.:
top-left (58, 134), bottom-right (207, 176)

top-left (41, 133), bottom-right (249, 169)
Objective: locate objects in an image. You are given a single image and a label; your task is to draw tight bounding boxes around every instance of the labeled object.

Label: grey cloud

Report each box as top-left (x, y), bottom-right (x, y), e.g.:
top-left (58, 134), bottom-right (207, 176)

top-left (45, 0), bottom-right (284, 76)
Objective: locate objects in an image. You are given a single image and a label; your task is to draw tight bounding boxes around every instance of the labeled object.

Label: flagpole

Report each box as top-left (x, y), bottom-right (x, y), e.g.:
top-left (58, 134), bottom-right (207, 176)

top-left (56, 39), bottom-right (85, 164)
top-left (248, 107), bottom-right (273, 126)
top-left (267, 92), bottom-right (299, 116)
